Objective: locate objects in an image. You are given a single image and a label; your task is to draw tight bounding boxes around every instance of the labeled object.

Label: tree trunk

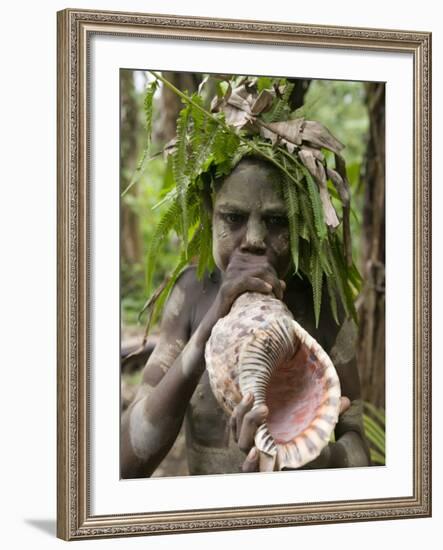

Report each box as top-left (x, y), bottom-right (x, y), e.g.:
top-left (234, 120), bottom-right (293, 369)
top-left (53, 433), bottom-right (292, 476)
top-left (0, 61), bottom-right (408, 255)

top-left (288, 78), bottom-right (312, 111)
top-left (357, 83), bottom-right (386, 408)
top-left (121, 70), bottom-right (142, 265)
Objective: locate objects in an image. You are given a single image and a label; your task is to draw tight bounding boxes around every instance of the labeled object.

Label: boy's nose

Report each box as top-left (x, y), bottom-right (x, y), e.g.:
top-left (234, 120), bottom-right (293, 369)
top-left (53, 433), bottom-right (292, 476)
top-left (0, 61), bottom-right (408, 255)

top-left (240, 218), bottom-right (266, 254)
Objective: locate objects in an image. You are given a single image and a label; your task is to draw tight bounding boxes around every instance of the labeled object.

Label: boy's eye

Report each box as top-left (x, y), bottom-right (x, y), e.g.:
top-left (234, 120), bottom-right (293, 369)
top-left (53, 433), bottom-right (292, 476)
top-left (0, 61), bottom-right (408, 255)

top-left (223, 213), bottom-right (245, 224)
top-left (266, 216), bottom-right (288, 228)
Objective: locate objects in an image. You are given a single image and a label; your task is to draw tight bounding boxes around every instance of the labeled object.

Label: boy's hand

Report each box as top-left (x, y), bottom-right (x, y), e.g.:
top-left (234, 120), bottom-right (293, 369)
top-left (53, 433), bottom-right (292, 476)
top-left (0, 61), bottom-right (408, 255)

top-left (216, 250), bottom-right (286, 316)
top-left (232, 394), bottom-right (351, 473)
top-left (230, 392), bottom-right (268, 473)
top-left (198, 250), bottom-right (286, 346)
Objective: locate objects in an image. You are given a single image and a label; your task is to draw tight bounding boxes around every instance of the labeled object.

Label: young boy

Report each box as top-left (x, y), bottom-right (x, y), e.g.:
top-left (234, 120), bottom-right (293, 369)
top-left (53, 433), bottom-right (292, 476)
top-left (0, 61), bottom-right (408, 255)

top-left (121, 156), bottom-right (370, 478)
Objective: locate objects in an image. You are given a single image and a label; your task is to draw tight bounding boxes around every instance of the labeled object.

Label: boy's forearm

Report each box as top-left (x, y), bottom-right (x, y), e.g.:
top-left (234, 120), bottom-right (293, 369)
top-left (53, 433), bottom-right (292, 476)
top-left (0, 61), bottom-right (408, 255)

top-left (330, 431), bottom-right (370, 467)
top-left (121, 327), bottom-right (209, 478)
top-left (331, 399), bottom-right (370, 467)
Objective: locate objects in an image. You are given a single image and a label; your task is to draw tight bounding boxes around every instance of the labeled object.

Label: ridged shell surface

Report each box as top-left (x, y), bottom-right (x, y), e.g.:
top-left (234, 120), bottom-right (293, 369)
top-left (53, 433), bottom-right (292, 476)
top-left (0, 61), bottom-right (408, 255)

top-left (205, 292), bottom-right (341, 470)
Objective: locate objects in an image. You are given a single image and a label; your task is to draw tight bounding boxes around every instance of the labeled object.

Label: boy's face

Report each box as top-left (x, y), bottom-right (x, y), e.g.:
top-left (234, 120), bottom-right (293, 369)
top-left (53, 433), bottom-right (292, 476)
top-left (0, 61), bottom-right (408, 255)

top-left (212, 160), bottom-right (291, 278)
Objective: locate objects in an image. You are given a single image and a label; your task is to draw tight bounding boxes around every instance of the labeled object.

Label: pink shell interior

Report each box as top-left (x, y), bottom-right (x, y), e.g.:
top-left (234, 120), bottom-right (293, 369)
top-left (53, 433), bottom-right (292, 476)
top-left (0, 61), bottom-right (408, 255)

top-left (266, 347), bottom-right (325, 444)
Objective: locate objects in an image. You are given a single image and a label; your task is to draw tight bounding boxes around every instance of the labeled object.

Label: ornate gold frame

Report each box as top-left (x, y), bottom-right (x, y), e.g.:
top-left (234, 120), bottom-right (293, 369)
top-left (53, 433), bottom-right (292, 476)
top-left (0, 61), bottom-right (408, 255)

top-left (57, 8), bottom-right (431, 540)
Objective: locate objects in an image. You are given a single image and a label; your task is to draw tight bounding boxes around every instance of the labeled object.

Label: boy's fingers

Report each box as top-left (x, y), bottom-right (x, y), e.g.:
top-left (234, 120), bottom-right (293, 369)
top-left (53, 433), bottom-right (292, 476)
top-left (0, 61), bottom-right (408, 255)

top-left (232, 393), bottom-right (253, 442)
top-left (339, 396), bottom-right (351, 415)
top-left (242, 447), bottom-right (259, 473)
top-left (237, 405), bottom-right (268, 453)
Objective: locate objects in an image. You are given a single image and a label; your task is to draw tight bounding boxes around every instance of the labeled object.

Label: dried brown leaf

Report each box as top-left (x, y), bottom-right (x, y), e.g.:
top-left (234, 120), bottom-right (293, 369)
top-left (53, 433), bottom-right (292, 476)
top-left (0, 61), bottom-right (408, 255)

top-left (326, 167), bottom-right (350, 205)
top-left (298, 148), bottom-right (317, 177)
top-left (316, 162), bottom-right (339, 228)
top-left (300, 144), bottom-right (325, 162)
top-left (251, 89), bottom-right (274, 115)
top-left (266, 119), bottom-right (304, 146)
top-left (299, 149), bottom-right (339, 228)
top-left (301, 120), bottom-right (345, 154)
top-left (227, 91), bottom-right (252, 112)
top-left (222, 104), bottom-right (251, 128)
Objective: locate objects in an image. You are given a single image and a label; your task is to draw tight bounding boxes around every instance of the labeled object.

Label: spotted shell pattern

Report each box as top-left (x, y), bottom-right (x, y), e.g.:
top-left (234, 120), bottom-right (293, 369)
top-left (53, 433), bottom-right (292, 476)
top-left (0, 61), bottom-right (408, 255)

top-left (205, 292), bottom-right (341, 470)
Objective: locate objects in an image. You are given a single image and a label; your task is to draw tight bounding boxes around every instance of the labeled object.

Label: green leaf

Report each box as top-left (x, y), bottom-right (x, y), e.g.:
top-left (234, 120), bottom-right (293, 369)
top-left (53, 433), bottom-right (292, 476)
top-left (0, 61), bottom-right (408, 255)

top-left (326, 273), bottom-right (339, 325)
top-left (257, 77), bottom-right (273, 92)
top-left (267, 80), bottom-right (294, 123)
top-left (282, 177), bottom-right (300, 273)
top-left (363, 411), bottom-right (385, 453)
top-left (216, 80), bottom-right (229, 98)
top-left (302, 165), bottom-right (327, 241)
top-left (144, 79), bottom-right (158, 137)
top-left (362, 402), bottom-right (386, 465)
top-left (121, 79), bottom-right (158, 197)
top-left (369, 450), bottom-right (385, 465)
top-left (364, 402), bottom-right (386, 425)
top-left (310, 253), bottom-right (323, 327)
top-left (326, 235), bottom-right (358, 322)
top-left (145, 198), bottom-right (180, 295)
top-left (197, 205), bottom-right (214, 279)
top-left (172, 104), bottom-right (191, 252)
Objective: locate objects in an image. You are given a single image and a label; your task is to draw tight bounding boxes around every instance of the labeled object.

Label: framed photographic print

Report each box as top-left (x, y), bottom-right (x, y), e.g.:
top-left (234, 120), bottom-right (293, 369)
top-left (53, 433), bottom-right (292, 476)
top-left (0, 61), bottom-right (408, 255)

top-left (57, 8), bottom-right (431, 540)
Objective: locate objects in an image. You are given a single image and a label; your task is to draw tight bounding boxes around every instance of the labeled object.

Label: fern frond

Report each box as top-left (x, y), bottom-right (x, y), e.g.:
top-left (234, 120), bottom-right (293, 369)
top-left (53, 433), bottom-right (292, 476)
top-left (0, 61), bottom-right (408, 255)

top-left (299, 193), bottom-right (327, 266)
top-left (172, 104), bottom-right (191, 252)
top-left (348, 260), bottom-right (363, 294)
top-left (267, 81), bottom-right (295, 123)
top-left (187, 95), bottom-right (210, 176)
top-left (197, 204), bottom-right (214, 278)
top-left (326, 236), bottom-right (357, 322)
top-left (301, 165), bottom-right (327, 241)
top-left (121, 79), bottom-right (158, 197)
top-left (214, 130), bottom-right (241, 176)
top-left (310, 253), bottom-right (323, 327)
top-left (326, 274), bottom-right (339, 325)
top-left (191, 119), bottom-right (224, 178)
top-left (144, 79), bottom-right (158, 137)
top-left (145, 198), bottom-right (180, 295)
top-left (282, 176), bottom-right (300, 273)
top-left (332, 236), bottom-right (357, 313)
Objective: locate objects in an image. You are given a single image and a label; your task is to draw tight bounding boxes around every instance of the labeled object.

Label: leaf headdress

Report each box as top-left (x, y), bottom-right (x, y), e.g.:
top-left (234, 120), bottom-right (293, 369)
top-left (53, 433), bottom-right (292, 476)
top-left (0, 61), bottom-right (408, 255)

top-left (137, 72), bottom-right (361, 332)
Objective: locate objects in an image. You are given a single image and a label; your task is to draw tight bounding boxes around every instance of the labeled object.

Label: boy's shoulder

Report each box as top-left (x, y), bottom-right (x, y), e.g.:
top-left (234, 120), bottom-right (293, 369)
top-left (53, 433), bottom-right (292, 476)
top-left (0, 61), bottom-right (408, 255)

top-left (175, 265), bottom-right (220, 294)
top-left (167, 265), bottom-right (218, 308)
top-left (171, 266), bottom-right (220, 331)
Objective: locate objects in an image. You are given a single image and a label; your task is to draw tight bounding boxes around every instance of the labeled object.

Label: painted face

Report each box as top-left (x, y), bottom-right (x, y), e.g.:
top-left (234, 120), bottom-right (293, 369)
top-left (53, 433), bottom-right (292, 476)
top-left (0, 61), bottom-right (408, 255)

top-left (212, 159), bottom-right (291, 278)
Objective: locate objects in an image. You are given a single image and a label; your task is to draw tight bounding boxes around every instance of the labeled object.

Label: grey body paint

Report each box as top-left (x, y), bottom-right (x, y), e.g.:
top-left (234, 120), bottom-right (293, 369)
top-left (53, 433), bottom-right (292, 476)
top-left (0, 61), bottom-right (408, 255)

top-left (167, 286), bottom-right (185, 318)
top-left (151, 338), bottom-right (185, 374)
top-left (129, 398), bottom-right (163, 460)
top-left (335, 431), bottom-right (370, 467)
top-left (329, 318), bottom-right (358, 365)
top-left (336, 399), bottom-right (365, 437)
top-left (179, 329), bottom-right (207, 378)
top-left (212, 160), bottom-right (291, 276)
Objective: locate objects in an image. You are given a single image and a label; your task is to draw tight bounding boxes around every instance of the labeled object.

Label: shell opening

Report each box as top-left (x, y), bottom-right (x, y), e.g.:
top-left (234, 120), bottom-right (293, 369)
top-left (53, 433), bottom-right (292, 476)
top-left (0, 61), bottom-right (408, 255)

top-left (266, 346), bottom-right (325, 444)
top-left (239, 318), bottom-right (341, 469)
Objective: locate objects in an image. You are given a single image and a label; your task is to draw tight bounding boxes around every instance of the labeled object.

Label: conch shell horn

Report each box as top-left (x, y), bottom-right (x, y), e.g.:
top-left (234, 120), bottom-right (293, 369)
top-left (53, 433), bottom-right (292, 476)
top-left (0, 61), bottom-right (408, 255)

top-left (205, 292), bottom-right (341, 471)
